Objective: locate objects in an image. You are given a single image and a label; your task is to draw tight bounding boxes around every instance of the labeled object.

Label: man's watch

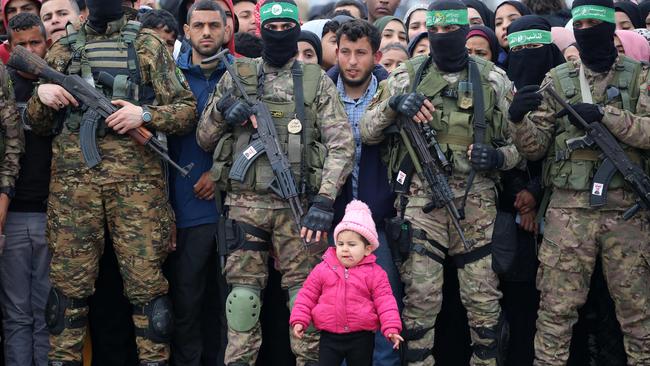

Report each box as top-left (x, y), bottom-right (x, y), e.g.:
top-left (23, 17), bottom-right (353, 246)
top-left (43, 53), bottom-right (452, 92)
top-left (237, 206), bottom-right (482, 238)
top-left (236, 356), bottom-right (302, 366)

top-left (141, 106), bottom-right (153, 124)
top-left (0, 187), bottom-right (15, 199)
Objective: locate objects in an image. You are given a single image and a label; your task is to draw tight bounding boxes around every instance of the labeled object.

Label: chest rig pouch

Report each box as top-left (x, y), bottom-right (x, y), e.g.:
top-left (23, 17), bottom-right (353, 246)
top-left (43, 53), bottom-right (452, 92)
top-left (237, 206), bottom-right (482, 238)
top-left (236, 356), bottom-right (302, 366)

top-left (211, 58), bottom-right (323, 196)
top-left (59, 21), bottom-right (155, 137)
top-left (544, 56), bottom-right (645, 193)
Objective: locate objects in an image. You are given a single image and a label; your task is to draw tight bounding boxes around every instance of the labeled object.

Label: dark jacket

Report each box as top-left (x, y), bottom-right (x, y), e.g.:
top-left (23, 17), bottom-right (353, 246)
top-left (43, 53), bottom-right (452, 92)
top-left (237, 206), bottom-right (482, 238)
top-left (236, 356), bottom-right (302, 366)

top-left (329, 64), bottom-right (395, 228)
top-left (169, 48), bottom-right (232, 228)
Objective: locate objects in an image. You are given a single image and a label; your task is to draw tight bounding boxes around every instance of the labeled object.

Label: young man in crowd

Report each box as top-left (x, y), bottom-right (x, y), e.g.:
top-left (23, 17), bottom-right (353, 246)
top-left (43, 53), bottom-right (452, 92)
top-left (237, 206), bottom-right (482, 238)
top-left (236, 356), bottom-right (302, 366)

top-left (333, 0), bottom-right (367, 19)
top-left (233, 0), bottom-right (256, 35)
top-left (167, 1), bottom-right (231, 365)
top-left (39, 0), bottom-right (83, 43)
top-left (332, 18), bottom-right (402, 366)
top-left (364, 0), bottom-right (398, 24)
top-left (0, 11), bottom-right (37, 366)
top-left (0, 0), bottom-right (41, 63)
top-left (141, 8), bottom-right (178, 54)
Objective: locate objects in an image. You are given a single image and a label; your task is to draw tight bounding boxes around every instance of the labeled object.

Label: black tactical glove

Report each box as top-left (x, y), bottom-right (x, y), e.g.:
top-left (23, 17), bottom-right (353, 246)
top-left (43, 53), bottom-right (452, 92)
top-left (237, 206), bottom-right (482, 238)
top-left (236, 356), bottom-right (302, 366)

top-left (555, 103), bottom-right (604, 130)
top-left (216, 95), bottom-right (253, 126)
top-left (471, 143), bottom-right (504, 171)
top-left (508, 85), bottom-right (543, 123)
top-left (301, 195), bottom-right (335, 233)
top-left (388, 93), bottom-right (427, 118)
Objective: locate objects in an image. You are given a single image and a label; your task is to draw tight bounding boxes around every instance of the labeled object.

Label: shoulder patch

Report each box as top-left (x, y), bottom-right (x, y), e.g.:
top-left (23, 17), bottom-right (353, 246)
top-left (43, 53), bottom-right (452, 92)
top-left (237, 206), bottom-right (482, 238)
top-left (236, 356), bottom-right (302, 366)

top-left (175, 67), bottom-right (187, 85)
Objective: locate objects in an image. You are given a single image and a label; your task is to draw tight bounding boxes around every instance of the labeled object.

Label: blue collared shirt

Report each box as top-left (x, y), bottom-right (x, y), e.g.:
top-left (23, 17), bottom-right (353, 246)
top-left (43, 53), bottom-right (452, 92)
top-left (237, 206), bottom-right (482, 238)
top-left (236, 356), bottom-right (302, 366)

top-left (336, 74), bottom-right (378, 198)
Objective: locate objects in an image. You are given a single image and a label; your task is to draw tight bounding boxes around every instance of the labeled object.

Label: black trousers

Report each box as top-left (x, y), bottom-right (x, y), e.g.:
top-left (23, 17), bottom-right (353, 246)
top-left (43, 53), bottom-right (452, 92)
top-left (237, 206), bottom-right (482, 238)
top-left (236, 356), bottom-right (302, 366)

top-left (165, 223), bottom-right (226, 366)
top-left (319, 330), bottom-right (375, 366)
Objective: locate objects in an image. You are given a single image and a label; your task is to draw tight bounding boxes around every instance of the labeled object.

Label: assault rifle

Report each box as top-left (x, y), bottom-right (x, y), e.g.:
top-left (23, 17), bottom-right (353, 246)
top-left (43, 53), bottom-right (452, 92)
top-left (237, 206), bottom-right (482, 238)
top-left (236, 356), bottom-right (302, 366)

top-left (539, 82), bottom-right (650, 219)
top-left (397, 115), bottom-right (473, 249)
top-left (203, 49), bottom-right (305, 241)
top-left (7, 45), bottom-right (193, 177)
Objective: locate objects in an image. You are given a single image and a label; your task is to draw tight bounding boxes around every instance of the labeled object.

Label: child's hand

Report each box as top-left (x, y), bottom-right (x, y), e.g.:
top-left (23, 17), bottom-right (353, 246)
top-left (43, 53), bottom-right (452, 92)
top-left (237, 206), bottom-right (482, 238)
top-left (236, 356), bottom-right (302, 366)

top-left (293, 324), bottom-right (305, 339)
top-left (388, 333), bottom-right (404, 350)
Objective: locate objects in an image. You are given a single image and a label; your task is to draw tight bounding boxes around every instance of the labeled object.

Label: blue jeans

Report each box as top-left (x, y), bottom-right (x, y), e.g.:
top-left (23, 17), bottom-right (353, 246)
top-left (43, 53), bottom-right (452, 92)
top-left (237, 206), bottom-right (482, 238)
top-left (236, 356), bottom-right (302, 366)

top-left (372, 229), bottom-right (403, 366)
top-left (0, 212), bottom-right (51, 366)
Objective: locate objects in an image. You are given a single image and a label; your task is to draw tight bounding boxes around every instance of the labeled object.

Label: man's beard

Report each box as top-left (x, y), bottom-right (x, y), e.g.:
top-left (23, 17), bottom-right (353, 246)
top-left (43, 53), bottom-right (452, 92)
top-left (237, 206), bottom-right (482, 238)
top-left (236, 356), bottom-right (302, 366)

top-left (340, 67), bottom-right (373, 87)
top-left (191, 38), bottom-right (223, 58)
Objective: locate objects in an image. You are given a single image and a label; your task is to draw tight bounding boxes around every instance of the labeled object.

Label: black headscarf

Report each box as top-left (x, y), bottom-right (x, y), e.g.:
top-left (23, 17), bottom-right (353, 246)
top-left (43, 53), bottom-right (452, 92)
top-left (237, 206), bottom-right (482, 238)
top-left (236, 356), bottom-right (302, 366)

top-left (428, 0), bottom-right (470, 73)
top-left (467, 25), bottom-right (501, 63)
top-left (506, 15), bottom-right (565, 89)
top-left (407, 31), bottom-right (429, 57)
top-left (86, 0), bottom-right (123, 33)
top-left (462, 0), bottom-right (494, 29)
top-left (494, 0), bottom-right (532, 25)
top-left (298, 30), bottom-right (322, 65)
top-left (573, 0), bottom-right (618, 73)
top-left (640, 1), bottom-right (650, 25)
top-left (615, 1), bottom-right (644, 29)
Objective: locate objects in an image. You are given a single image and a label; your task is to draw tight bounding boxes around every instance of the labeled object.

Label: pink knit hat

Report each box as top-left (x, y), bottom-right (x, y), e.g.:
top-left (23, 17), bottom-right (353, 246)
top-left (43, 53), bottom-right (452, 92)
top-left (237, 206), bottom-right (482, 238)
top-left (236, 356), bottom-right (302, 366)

top-left (333, 200), bottom-right (379, 251)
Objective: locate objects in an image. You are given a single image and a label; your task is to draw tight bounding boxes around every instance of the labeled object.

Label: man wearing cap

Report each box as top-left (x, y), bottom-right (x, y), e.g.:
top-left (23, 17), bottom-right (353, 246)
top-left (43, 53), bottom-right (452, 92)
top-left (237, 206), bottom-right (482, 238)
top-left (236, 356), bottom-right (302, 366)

top-left (361, 0), bottom-right (521, 365)
top-left (507, 0), bottom-right (650, 364)
top-left (197, 1), bottom-right (354, 365)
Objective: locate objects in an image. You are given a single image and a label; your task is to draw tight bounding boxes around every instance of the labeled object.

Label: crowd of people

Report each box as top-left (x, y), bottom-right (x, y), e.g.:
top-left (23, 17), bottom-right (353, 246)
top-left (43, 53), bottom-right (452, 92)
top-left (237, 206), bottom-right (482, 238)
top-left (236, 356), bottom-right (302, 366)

top-left (0, 0), bottom-right (648, 365)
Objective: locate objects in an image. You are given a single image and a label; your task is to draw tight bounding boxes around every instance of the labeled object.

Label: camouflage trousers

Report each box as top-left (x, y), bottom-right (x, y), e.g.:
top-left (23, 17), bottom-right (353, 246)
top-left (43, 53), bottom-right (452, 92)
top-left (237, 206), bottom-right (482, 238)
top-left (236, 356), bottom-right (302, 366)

top-left (534, 206), bottom-right (650, 365)
top-left (401, 189), bottom-right (502, 366)
top-left (224, 205), bottom-right (322, 366)
top-left (47, 175), bottom-right (173, 363)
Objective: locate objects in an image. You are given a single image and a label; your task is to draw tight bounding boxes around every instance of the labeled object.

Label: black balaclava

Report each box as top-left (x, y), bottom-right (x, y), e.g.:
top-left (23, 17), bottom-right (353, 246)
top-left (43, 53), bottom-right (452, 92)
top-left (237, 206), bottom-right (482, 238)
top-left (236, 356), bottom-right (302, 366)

top-left (615, 1), bottom-right (644, 28)
top-left (260, 0), bottom-right (300, 68)
top-left (467, 25), bottom-right (501, 63)
top-left (573, 0), bottom-right (617, 73)
top-left (462, 0), bottom-right (495, 29)
top-left (506, 16), bottom-right (565, 89)
top-left (86, 0), bottom-right (123, 33)
top-left (428, 0), bottom-right (470, 73)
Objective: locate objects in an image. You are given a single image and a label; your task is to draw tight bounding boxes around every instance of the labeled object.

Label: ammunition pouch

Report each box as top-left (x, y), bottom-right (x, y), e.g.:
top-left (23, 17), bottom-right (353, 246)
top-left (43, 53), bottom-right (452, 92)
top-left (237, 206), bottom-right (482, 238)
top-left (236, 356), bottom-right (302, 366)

top-left (216, 216), bottom-right (271, 257)
top-left (490, 210), bottom-right (518, 274)
top-left (385, 217), bottom-right (412, 265)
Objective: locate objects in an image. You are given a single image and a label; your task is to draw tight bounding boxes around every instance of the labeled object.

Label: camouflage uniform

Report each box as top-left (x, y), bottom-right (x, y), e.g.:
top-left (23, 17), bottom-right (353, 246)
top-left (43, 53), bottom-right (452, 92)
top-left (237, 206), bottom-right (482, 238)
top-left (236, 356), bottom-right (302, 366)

top-left (25, 17), bottom-right (196, 364)
top-left (361, 56), bottom-right (521, 366)
top-left (0, 63), bottom-right (25, 205)
top-left (197, 57), bottom-right (354, 366)
top-left (510, 57), bottom-right (650, 365)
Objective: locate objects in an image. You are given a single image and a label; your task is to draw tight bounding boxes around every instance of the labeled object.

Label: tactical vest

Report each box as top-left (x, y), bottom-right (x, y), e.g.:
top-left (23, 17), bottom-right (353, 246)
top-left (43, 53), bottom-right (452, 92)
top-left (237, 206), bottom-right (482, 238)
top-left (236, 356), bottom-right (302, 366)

top-left (211, 58), bottom-right (324, 196)
top-left (58, 20), bottom-right (155, 136)
top-left (543, 56), bottom-right (646, 191)
top-left (384, 55), bottom-right (509, 181)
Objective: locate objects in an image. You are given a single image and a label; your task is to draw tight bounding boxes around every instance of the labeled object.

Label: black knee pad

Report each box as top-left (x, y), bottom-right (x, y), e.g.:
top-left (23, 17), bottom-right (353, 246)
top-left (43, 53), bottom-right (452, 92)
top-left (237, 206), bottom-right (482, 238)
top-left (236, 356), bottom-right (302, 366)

top-left (473, 313), bottom-right (510, 366)
top-left (48, 360), bottom-right (82, 366)
top-left (45, 288), bottom-right (88, 336)
top-left (133, 295), bottom-right (174, 343)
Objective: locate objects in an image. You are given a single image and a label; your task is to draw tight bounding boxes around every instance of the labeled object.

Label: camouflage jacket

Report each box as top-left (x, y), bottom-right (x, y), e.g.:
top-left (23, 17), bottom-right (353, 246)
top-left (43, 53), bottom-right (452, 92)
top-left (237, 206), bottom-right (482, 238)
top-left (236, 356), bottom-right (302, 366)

top-left (197, 57), bottom-right (354, 209)
top-left (510, 57), bottom-right (650, 209)
top-left (25, 16), bottom-right (196, 184)
top-left (0, 64), bottom-right (24, 191)
top-left (360, 58), bottom-right (522, 206)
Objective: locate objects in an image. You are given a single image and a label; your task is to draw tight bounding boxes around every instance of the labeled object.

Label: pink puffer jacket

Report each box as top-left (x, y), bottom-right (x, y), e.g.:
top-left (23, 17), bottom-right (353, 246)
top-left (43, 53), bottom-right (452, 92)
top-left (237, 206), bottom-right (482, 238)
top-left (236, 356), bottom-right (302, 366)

top-left (290, 247), bottom-right (402, 339)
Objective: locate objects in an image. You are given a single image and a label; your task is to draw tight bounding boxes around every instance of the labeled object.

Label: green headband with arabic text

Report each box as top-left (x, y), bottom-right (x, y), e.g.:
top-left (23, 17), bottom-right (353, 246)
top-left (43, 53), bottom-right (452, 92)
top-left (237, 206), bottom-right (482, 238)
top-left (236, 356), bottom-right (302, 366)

top-left (260, 2), bottom-right (300, 23)
top-left (426, 9), bottom-right (469, 27)
top-left (507, 30), bottom-right (553, 48)
top-left (571, 5), bottom-right (615, 23)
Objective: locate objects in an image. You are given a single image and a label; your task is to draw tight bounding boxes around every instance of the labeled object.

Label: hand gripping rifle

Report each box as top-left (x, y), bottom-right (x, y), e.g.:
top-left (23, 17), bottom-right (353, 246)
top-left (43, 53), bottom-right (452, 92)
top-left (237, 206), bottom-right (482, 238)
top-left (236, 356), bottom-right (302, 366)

top-left (8, 45), bottom-right (193, 177)
top-left (539, 81), bottom-right (650, 219)
top-left (203, 49), bottom-right (305, 241)
top-left (397, 114), bottom-right (473, 250)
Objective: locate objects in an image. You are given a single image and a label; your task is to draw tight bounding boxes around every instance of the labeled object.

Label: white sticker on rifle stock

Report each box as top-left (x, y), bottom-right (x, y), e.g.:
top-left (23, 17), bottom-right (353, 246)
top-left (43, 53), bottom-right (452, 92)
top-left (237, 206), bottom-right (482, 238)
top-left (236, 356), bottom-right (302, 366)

top-left (243, 146), bottom-right (258, 160)
top-left (592, 182), bottom-right (604, 196)
top-left (396, 170), bottom-right (406, 185)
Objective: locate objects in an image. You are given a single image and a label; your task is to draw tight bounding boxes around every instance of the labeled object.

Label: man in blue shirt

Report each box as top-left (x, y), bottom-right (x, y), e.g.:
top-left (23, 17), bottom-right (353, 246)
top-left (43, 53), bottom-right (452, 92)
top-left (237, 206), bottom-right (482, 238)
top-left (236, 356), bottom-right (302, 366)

top-left (167, 1), bottom-right (233, 365)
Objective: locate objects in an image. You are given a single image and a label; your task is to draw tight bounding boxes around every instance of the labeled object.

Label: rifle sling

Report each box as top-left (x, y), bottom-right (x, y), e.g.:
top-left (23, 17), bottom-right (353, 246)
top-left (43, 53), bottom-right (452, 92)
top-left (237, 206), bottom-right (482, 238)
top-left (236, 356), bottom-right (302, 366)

top-left (291, 62), bottom-right (308, 197)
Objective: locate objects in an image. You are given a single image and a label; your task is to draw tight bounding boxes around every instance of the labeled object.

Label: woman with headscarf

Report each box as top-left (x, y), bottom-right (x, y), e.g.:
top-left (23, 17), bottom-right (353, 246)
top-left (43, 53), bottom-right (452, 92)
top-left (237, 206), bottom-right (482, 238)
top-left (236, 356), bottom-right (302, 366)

top-left (494, 0), bottom-right (532, 49)
top-left (297, 30), bottom-right (323, 65)
top-left (404, 2), bottom-right (428, 40)
top-left (615, 29), bottom-right (650, 62)
top-left (551, 26), bottom-right (579, 61)
top-left (462, 0), bottom-right (495, 28)
top-left (465, 25), bottom-right (500, 63)
top-left (614, 1), bottom-right (644, 29)
top-left (374, 15), bottom-right (408, 49)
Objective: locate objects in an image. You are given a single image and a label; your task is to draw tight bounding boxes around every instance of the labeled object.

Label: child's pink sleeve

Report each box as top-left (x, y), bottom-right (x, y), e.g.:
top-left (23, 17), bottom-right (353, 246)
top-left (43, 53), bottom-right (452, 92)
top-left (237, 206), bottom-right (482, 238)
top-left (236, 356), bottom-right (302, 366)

top-left (289, 263), bottom-right (324, 328)
top-left (372, 265), bottom-right (402, 339)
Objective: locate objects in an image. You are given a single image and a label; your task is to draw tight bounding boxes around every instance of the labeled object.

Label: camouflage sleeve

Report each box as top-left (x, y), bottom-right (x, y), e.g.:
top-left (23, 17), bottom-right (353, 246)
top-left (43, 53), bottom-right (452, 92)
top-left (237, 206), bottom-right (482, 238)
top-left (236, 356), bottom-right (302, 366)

top-left (314, 72), bottom-right (354, 201)
top-left (509, 73), bottom-right (556, 161)
top-left (137, 30), bottom-right (197, 136)
top-left (600, 67), bottom-right (650, 149)
top-left (25, 41), bottom-right (70, 136)
top-left (0, 64), bottom-right (24, 189)
top-left (360, 65), bottom-right (411, 145)
top-left (196, 71), bottom-right (232, 152)
top-left (489, 67), bottom-right (523, 170)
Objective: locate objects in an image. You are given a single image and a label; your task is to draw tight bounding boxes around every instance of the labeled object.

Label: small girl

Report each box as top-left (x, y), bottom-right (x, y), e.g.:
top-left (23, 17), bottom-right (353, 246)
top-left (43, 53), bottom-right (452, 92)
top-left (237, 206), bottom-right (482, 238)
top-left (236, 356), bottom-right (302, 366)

top-left (290, 200), bottom-right (403, 366)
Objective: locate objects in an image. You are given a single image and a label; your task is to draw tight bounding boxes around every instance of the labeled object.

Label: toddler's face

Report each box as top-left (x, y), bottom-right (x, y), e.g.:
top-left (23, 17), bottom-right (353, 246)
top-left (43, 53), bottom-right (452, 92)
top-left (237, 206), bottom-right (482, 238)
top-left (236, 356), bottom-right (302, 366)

top-left (335, 230), bottom-right (372, 268)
